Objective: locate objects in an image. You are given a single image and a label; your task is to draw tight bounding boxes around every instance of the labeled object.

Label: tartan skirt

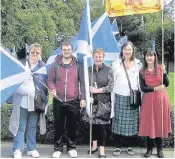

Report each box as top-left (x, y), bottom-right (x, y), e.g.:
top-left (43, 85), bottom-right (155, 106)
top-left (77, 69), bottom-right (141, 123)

top-left (112, 94), bottom-right (139, 136)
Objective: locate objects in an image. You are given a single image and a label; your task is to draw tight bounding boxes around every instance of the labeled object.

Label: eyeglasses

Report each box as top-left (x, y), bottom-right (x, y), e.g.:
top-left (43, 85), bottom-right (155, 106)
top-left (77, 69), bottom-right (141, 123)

top-left (62, 49), bottom-right (72, 52)
top-left (30, 52), bottom-right (40, 55)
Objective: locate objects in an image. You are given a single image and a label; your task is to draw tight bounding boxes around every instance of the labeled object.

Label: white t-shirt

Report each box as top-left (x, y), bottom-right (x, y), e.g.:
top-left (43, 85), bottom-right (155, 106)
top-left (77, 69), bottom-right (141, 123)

top-left (16, 61), bottom-right (35, 109)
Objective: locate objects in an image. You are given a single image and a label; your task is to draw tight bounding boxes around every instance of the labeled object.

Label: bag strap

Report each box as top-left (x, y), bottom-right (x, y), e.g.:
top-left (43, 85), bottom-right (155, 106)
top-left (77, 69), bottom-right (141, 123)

top-left (54, 61), bottom-right (59, 82)
top-left (76, 62), bottom-right (80, 81)
top-left (27, 59), bottom-right (42, 92)
top-left (122, 60), bottom-right (132, 91)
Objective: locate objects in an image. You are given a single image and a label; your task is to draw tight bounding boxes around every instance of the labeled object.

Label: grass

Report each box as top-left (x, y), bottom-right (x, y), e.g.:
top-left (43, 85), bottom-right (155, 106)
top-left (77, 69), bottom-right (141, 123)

top-left (167, 72), bottom-right (174, 106)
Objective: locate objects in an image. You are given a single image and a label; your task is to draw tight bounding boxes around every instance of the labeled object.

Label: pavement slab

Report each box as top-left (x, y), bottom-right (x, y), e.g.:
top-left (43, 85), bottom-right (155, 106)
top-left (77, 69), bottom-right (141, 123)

top-left (0, 142), bottom-right (174, 158)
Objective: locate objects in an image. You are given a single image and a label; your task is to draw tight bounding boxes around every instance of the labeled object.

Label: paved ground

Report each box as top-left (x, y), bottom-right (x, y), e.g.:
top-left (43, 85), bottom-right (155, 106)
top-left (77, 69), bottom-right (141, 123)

top-left (1, 142), bottom-right (174, 158)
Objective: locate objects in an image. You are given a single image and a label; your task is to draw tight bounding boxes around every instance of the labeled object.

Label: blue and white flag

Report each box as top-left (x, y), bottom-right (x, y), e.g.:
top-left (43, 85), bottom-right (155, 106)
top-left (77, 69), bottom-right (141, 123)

top-left (117, 35), bottom-right (128, 50)
top-left (152, 38), bottom-right (156, 51)
top-left (47, 14), bottom-right (121, 69)
top-left (0, 46), bottom-right (31, 106)
top-left (112, 19), bottom-right (119, 35)
top-left (91, 13), bottom-right (120, 65)
top-left (77, 0), bottom-right (92, 116)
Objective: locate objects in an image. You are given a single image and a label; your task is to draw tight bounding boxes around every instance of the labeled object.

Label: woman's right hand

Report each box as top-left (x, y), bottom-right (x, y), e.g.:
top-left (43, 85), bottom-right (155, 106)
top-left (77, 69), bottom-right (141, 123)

top-left (154, 85), bottom-right (165, 91)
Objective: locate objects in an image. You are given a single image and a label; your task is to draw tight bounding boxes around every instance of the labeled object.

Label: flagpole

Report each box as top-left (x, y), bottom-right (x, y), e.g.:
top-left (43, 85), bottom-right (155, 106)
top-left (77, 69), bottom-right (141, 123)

top-left (86, 0), bottom-right (93, 157)
top-left (161, 0), bottom-right (164, 139)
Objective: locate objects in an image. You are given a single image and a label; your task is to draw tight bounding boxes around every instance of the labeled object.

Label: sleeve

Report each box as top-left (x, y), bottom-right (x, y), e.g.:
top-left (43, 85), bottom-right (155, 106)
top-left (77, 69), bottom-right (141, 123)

top-left (47, 63), bottom-right (56, 90)
top-left (163, 73), bottom-right (169, 87)
top-left (139, 73), bottom-right (154, 93)
top-left (159, 65), bottom-right (169, 87)
top-left (78, 63), bottom-right (86, 100)
top-left (102, 68), bottom-right (114, 93)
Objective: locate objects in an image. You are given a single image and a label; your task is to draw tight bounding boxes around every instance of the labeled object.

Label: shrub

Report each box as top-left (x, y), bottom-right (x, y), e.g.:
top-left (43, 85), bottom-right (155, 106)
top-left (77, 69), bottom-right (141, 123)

top-left (1, 104), bottom-right (174, 148)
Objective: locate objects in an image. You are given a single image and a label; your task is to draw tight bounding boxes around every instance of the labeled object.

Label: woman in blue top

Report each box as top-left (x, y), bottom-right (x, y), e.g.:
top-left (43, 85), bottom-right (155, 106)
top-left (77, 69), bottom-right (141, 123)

top-left (9, 43), bottom-right (48, 158)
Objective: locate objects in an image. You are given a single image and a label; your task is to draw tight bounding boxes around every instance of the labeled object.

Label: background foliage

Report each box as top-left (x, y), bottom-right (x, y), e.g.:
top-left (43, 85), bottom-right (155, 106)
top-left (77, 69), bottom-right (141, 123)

top-left (1, 0), bottom-right (174, 147)
top-left (1, 103), bottom-right (174, 147)
top-left (2, 0), bottom-right (174, 62)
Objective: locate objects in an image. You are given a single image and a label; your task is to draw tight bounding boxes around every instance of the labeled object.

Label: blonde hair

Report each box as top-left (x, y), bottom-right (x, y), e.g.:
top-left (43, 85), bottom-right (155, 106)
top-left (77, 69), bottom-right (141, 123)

top-left (93, 48), bottom-right (105, 57)
top-left (29, 43), bottom-right (42, 53)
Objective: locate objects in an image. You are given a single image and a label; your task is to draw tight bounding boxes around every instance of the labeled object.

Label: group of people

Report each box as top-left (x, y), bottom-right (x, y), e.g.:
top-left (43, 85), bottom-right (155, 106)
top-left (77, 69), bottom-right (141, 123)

top-left (9, 41), bottom-right (171, 158)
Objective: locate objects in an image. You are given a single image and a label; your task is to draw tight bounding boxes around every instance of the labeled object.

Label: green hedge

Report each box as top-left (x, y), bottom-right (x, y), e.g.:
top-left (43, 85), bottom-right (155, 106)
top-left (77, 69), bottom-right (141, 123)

top-left (1, 104), bottom-right (174, 147)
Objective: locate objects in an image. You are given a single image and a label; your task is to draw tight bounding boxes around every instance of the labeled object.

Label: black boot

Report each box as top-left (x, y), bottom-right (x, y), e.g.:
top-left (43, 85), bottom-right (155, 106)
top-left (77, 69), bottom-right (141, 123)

top-left (155, 137), bottom-right (164, 158)
top-left (157, 149), bottom-right (164, 158)
top-left (144, 137), bottom-right (154, 158)
top-left (144, 149), bottom-right (153, 158)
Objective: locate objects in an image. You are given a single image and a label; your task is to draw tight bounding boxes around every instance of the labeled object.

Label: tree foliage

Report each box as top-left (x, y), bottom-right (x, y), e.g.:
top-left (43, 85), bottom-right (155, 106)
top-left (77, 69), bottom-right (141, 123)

top-left (1, 0), bottom-right (174, 61)
top-left (1, 0), bottom-right (83, 60)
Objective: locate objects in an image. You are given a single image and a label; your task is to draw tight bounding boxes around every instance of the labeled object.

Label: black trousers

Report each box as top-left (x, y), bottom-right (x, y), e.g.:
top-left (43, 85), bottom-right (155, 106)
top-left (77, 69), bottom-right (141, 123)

top-left (53, 98), bottom-right (80, 152)
top-left (146, 137), bottom-right (163, 150)
top-left (92, 124), bottom-right (106, 146)
top-left (115, 134), bottom-right (136, 148)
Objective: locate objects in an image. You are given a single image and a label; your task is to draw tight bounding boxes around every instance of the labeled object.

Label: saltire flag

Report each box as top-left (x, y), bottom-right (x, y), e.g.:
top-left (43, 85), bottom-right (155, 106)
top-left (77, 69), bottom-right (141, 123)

top-left (46, 13), bottom-right (121, 71)
top-left (152, 38), bottom-right (156, 51)
top-left (91, 13), bottom-right (120, 66)
top-left (106, 0), bottom-right (162, 17)
top-left (77, 0), bottom-right (92, 116)
top-left (112, 19), bottom-right (119, 34)
top-left (117, 36), bottom-right (128, 50)
top-left (0, 46), bottom-right (31, 106)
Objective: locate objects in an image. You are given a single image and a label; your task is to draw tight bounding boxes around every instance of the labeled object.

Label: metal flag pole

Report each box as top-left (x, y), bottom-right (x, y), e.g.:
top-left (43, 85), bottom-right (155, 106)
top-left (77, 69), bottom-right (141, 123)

top-left (32, 73), bottom-right (62, 102)
top-left (161, 0), bottom-right (164, 139)
top-left (86, 0), bottom-right (93, 157)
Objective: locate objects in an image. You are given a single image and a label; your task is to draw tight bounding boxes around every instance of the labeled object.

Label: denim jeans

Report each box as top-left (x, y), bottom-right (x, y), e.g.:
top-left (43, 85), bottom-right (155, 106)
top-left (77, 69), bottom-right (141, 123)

top-left (13, 107), bottom-right (39, 151)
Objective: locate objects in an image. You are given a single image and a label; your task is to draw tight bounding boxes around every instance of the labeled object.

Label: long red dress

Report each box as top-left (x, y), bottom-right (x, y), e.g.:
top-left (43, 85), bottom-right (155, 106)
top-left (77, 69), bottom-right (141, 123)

top-left (138, 65), bottom-right (172, 138)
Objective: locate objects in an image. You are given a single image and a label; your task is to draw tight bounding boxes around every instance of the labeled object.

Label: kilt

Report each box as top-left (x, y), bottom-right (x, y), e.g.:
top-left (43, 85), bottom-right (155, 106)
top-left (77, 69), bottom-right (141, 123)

top-left (112, 94), bottom-right (139, 136)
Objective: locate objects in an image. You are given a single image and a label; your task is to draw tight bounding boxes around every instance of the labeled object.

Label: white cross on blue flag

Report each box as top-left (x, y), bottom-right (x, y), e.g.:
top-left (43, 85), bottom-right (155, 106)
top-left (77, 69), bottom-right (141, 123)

top-left (0, 46), bottom-right (31, 106)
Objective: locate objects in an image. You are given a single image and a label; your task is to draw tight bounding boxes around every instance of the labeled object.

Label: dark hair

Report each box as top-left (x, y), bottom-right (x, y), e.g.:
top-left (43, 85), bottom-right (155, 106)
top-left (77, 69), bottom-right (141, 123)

top-left (119, 41), bottom-right (135, 61)
top-left (142, 51), bottom-right (158, 75)
top-left (61, 41), bottom-right (73, 50)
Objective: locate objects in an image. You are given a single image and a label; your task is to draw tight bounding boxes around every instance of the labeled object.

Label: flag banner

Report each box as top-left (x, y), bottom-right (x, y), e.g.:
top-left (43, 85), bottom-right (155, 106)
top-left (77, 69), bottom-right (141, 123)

top-left (47, 13), bottom-right (121, 72)
top-left (112, 19), bottom-right (119, 34)
top-left (0, 46), bottom-right (31, 106)
top-left (117, 36), bottom-right (128, 50)
top-left (152, 38), bottom-right (156, 51)
top-left (106, 0), bottom-right (162, 17)
top-left (77, 0), bottom-right (92, 116)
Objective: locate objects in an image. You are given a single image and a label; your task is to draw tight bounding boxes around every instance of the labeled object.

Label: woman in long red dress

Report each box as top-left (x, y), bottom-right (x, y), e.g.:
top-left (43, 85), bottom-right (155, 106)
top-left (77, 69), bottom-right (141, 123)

top-left (139, 51), bottom-right (172, 158)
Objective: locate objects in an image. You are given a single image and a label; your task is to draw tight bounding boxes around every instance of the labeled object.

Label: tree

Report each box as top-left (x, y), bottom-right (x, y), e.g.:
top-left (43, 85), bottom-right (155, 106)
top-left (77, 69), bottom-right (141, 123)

top-left (1, 0), bottom-right (83, 60)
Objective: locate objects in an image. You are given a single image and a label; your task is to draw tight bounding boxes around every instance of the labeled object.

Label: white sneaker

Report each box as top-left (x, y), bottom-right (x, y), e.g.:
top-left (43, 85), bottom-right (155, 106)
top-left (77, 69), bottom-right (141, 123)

top-left (68, 149), bottom-right (77, 158)
top-left (14, 149), bottom-right (22, 158)
top-left (52, 151), bottom-right (62, 158)
top-left (27, 150), bottom-right (40, 158)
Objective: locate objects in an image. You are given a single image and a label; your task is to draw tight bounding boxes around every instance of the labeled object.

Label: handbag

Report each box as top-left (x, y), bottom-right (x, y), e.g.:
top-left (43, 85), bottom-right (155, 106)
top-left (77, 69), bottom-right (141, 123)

top-left (27, 59), bottom-right (46, 113)
top-left (34, 85), bottom-right (46, 113)
top-left (95, 101), bottom-right (111, 121)
top-left (122, 60), bottom-right (141, 108)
